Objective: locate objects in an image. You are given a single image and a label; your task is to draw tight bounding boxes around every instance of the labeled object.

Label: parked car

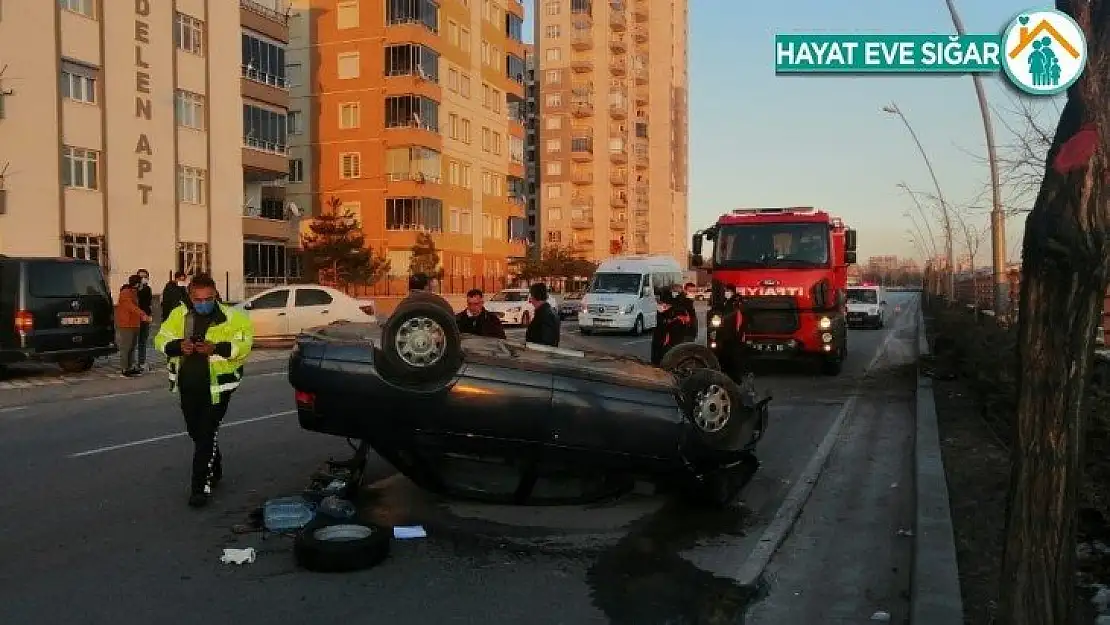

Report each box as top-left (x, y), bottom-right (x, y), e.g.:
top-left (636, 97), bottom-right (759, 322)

top-left (483, 288), bottom-right (533, 326)
top-left (0, 256), bottom-right (117, 373)
top-left (288, 299), bottom-right (772, 507)
top-left (559, 292), bottom-right (584, 319)
top-left (236, 285), bottom-right (376, 340)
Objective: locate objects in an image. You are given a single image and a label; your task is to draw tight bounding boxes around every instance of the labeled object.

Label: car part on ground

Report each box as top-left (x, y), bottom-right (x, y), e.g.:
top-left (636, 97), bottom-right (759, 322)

top-left (293, 517), bottom-right (391, 573)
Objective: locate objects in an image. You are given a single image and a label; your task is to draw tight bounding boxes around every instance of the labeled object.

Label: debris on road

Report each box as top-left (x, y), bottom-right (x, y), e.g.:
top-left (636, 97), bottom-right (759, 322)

top-left (393, 525), bottom-right (427, 539)
top-left (317, 495), bottom-right (357, 520)
top-left (220, 547), bottom-right (256, 565)
top-left (870, 610), bottom-right (891, 622)
top-left (262, 496), bottom-right (315, 532)
top-left (896, 528), bottom-right (914, 537)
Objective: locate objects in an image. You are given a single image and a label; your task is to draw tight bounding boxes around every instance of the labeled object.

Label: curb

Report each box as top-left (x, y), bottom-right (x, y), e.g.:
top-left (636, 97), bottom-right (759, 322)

top-left (911, 304), bottom-right (965, 624)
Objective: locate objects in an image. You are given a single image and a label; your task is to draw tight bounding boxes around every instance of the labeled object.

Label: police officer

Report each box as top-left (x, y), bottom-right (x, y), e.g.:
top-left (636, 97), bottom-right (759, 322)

top-left (154, 273), bottom-right (254, 507)
top-left (651, 290), bottom-right (695, 365)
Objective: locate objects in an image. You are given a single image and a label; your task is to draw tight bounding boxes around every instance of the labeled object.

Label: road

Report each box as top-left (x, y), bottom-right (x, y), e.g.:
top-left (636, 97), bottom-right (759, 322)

top-left (0, 296), bottom-right (918, 624)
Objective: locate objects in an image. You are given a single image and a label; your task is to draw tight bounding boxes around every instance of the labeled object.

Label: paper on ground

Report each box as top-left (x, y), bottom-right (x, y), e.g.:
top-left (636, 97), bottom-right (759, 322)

top-left (220, 547), bottom-right (257, 564)
top-left (393, 525), bottom-right (427, 539)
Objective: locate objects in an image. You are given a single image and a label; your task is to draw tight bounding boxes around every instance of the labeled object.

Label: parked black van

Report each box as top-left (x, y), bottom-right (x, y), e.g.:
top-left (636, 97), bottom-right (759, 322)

top-left (0, 256), bottom-right (117, 373)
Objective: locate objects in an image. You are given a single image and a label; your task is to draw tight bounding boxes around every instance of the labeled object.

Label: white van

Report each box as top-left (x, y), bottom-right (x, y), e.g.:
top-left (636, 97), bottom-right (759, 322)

top-left (578, 255), bottom-right (684, 335)
top-left (845, 284), bottom-right (886, 329)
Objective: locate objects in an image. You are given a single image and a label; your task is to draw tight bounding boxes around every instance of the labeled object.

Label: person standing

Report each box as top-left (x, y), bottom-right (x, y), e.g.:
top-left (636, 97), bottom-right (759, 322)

top-left (650, 290), bottom-right (694, 366)
top-left (154, 273), bottom-right (254, 507)
top-left (135, 268), bottom-right (154, 371)
top-left (115, 275), bottom-right (151, 377)
top-left (678, 282), bottom-right (700, 341)
top-left (525, 282), bottom-right (560, 347)
top-left (455, 288), bottom-right (507, 338)
top-left (161, 272), bottom-right (190, 321)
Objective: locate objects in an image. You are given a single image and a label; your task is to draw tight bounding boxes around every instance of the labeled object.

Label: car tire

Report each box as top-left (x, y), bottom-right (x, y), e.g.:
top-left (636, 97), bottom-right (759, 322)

top-left (293, 518), bottom-right (391, 573)
top-left (659, 343), bottom-right (721, 378)
top-left (679, 368), bottom-right (754, 450)
top-left (630, 315), bottom-right (643, 336)
top-left (379, 299), bottom-right (463, 385)
top-left (58, 357), bottom-right (95, 374)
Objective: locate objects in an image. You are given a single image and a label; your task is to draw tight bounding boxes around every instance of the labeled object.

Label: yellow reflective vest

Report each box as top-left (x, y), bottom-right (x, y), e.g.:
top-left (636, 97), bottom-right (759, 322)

top-left (154, 303), bottom-right (254, 404)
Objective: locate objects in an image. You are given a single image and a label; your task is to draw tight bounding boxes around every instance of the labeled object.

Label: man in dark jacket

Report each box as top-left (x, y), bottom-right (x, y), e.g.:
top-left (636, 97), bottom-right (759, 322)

top-left (161, 271), bottom-right (189, 322)
top-left (135, 269), bottom-right (154, 370)
top-left (456, 288), bottom-right (506, 338)
top-left (525, 283), bottom-right (560, 347)
top-left (651, 290), bottom-right (695, 365)
top-left (676, 282), bottom-right (699, 341)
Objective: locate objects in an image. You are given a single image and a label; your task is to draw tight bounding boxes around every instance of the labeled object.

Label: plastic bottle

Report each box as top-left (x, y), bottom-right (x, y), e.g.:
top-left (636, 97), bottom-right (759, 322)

top-left (262, 496), bottom-right (316, 532)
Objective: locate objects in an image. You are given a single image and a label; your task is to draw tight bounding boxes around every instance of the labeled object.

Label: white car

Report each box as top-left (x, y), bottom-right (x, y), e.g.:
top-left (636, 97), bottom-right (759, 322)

top-left (484, 288), bottom-right (534, 326)
top-left (845, 285), bottom-right (885, 329)
top-left (236, 285), bottom-right (377, 339)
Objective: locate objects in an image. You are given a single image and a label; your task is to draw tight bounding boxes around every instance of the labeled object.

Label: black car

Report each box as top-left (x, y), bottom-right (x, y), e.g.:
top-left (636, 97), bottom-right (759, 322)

top-left (289, 299), bottom-right (771, 506)
top-left (0, 256), bottom-right (117, 373)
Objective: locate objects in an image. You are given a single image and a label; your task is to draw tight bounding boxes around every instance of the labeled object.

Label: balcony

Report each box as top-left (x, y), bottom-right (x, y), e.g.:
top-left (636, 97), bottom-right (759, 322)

top-left (634, 182), bottom-right (649, 196)
top-left (609, 35), bottom-right (626, 53)
top-left (572, 30), bottom-right (594, 50)
top-left (609, 148), bottom-right (628, 164)
top-left (571, 100), bottom-right (595, 116)
top-left (570, 139), bottom-right (594, 160)
top-left (609, 100), bottom-right (627, 119)
top-left (571, 57), bottom-right (594, 72)
top-left (571, 214), bottom-right (594, 229)
top-left (572, 171), bottom-right (594, 185)
top-left (633, 25), bottom-right (648, 42)
top-left (634, 86), bottom-right (648, 104)
top-left (610, 195), bottom-right (628, 208)
top-left (609, 9), bottom-right (626, 31)
top-left (632, 0), bottom-right (648, 21)
top-left (242, 136), bottom-right (289, 177)
top-left (571, 240), bottom-right (595, 253)
top-left (610, 171), bottom-right (627, 185)
top-left (610, 216), bottom-right (628, 230)
top-left (240, 0), bottom-right (290, 43)
top-left (610, 59), bottom-right (627, 76)
top-left (633, 67), bottom-right (648, 84)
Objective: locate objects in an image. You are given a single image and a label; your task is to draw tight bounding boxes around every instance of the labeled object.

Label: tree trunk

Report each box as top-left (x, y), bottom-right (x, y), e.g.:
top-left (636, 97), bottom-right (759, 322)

top-left (998, 2), bottom-right (1110, 621)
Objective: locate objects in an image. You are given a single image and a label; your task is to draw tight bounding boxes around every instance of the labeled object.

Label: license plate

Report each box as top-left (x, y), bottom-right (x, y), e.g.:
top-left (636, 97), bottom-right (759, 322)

top-left (594, 318), bottom-right (613, 326)
top-left (752, 342), bottom-right (786, 352)
top-left (60, 315), bottom-right (91, 326)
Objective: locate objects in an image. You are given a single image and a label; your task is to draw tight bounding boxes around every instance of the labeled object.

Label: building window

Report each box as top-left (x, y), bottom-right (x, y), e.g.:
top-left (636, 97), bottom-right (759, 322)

top-left (449, 161), bottom-right (460, 185)
top-left (545, 25), bottom-right (560, 39)
top-left (510, 136), bottom-right (524, 163)
top-left (492, 131), bottom-right (501, 155)
top-left (385, 197), bottom-right (444, 231)
top-left (242, 104), bottom-right (288, 154)
top-left (506, 54), bottom-right (525, 84)
top-left (545, 1), bottom-right (560, 15)
top-left (461, 119), bottom-right (471, 142)
top-left (460, 27), bottom-right (471, 52)
top-left (59, 0), bottom-right (94, 18)
top-left (339, 102), bottom-right (360, 129)
top-left (340, 152), bottom-right (361, 179)
top-left (177, 166), bottom-right (206, 205)
top-left (244, 241), bottom-right (299, 284)
top-left (545, 47), bottom-right (561, 62)
top-left (174, 90), bottom-right (205, 130)
top-left (506, 12), bottom-right (523, 42)
top-left (447, 68), bottom-right (459, 90)
top-left (546, 161), bottom-right (562, 175)
top-left (480, 41), bottom-right (491, 66)
top-left (288, 110), bottom-right (303, 134)
top-left (384, 95), bottom-right (439, 132)
top-left (289, 159), bottom-right (304, 183)
top-left (461, 164), bottom-right (472, 187)
top-left (385, 146), bottom-right (442, 183)
top-left (460, 74), bottom-right (471, 97)
top-left (545, 116), bottom-right (562, 130)
top-left (546, 138), bottom-right (561, 152)
top-left (336, 0), bottom-right (359, 28)
top-left (547, 184), bottom-right (562, 199)
top-left (547, 69), bottom-right (561, 84)
top-left (60, 62), bottom-right (97, 104)
top-left (448, 20), bottom-right (460, 46)
top-left (258, 196), bottom-right (285, 220)
top-left (241, 33), bottom-right (287, 87)
top-left (545, 93), bottom-right (562, 107)
top-left (174, 13), bottom-right (204, 56)
top-left (177, 242), bottom-right (210, 276)
top-left (384, 44), bottom-right (440, 82)
top-left (337, 52), bottom-right (360, 79)
top-left (61, 146), bottom-right (99, 190)
top-left (386, 0), bottom-right (438, 33)
top-left (63, 233), bottom-right (106, 267)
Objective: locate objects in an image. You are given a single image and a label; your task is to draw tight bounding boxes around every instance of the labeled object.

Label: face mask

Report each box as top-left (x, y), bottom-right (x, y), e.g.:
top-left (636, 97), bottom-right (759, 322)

top-left (724, 291), bottom-right (735, 299)
top-left (140, 277), bottom-right (149, 285)
top-left (193, 300), bottom-right (216, 315)
top-left (177, 280), bottom-right (187, 287)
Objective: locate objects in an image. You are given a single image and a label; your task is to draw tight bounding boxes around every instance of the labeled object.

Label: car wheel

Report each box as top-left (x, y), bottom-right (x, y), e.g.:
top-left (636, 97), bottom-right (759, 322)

top-left (293, 518), bottom-right (391, 573)
top-left (379, 299), bottom-right (463, 385)
top-left (679, 369), bottom-right (753, 450)
top-left (58, 357), bottom-right (95, 374)
top-left (659, 343), bottom-right (721, 378)
top-left (630, 315), bottom-right (643, 336)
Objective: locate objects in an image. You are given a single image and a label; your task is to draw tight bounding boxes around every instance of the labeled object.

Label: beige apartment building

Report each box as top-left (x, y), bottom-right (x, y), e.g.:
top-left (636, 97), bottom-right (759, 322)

top-left (535, 0), bottom-right (688, 263)
top-left (0, 0), bottom-right (293, 300)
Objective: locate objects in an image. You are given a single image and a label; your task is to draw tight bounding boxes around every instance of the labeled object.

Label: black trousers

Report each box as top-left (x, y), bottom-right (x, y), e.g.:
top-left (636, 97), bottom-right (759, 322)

top-left (180, 390), bottom-right (231, 494)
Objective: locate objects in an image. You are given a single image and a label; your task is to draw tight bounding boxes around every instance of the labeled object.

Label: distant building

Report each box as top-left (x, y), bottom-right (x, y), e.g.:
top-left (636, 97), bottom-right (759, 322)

top-left (866, 255), bottom-right (899, 274)
top-left (524, 46), bottom-right (540, 259)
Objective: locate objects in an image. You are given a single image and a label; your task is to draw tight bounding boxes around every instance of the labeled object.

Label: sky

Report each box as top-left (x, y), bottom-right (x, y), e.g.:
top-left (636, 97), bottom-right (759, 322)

top-left (522, 0), bottom-right (1062, 264)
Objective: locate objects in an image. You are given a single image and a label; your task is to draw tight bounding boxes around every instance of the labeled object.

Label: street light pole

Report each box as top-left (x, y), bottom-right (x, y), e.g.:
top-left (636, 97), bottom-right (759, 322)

top-left (943, 0), bottom-right (1007, 315)
top-left (883, 103), bottom-right (956, 299)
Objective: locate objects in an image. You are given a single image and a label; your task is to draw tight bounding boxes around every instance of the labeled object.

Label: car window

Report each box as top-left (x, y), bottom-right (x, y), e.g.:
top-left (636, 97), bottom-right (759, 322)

top-left (847, 288), bottom-right (878, 304)
top-left (27, 262), bottom-right (109, 298)
top-left (490, 291), bottom-right (527, 302)
top-left (295, 288), bottom-right (333, 307)
top-left (250, 289), bottom-right (290, 309)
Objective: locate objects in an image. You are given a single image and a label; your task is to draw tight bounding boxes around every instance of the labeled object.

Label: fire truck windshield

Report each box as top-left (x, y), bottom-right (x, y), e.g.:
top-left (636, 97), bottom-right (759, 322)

top-left (713, 223), bottom-right (829, 268)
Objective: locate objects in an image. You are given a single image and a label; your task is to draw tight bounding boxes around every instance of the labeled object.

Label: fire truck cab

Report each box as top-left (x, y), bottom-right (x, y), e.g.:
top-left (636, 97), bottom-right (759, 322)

top-left (690, 207), bottom-right (858, 375)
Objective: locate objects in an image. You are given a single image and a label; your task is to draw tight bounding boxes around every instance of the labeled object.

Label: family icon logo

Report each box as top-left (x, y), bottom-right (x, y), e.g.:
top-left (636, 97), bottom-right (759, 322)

top-left (1000, 10), bottom-right (1087, 95)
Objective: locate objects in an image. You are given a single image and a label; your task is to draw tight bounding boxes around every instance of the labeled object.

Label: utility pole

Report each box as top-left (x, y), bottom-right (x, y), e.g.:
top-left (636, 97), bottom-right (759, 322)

top-left (943, 0), bottom-right (1007, 314)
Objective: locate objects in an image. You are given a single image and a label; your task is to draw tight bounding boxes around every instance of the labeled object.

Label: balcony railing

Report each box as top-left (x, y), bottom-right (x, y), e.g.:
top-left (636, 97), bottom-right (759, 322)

top-left (572, 30), bottom-right (594, 50)
top-left (571, 101), bottom-right (595, 116)
top-left (610, 196), bottom-right (627, 208)
top-left (241, 65), bottom-right (289, 88)
top-left (572, 172), bottom-right (594, 184)
top-left (571, 215), bottom-right (594, 228)
top-left (610, 216), bottom-right (628, 229)
top-left (610, 60), bottom-right (627, 75)
top-left (609, 10), bottom-right (626, 30)
top-left (632, 0), bottom-right (648, 21)
top-left (610, 171), bottom-right (627, 185)
top-left (633, 67), bottom-right (648, 83)
top-left (609, 36), bottom-right (626, 53)
top-left (240, 0), bottom-right (290, 25)
top-left (609, 148), bottom-right (628, 163)
top-left (243, 136), bottom-right (289, 155)
top-left (571, 58), bottom-right (594, 72)
top-left (609, 101), bottom-right (627, 118)
top-left (633, 25), bottom-right (648, 42)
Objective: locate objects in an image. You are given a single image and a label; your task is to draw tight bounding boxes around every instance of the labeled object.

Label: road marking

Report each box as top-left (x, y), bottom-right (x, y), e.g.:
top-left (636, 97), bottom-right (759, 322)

top-left (621, 337), bottom-right (650, 345)
top-left (68, 410), bottom-right (296, 458)
top-left (83, 390), bottom-right (151, 401)
top-left (0, 406), bottom-right (28, 414)
top-left (734, 295), bottom-right (915, 587)
top-left (255, 371), bottom-right (286, 378)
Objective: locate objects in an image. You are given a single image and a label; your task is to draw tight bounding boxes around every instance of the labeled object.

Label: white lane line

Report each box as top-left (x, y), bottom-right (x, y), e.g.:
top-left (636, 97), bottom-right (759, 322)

top-left (83, 390), bottom-right (151, 401)
top-left (254, 371), bottom-right (286, 377)
top-left (0, 406), bottom-right (28, 414)
top-left (68, 410), bottom-right (296, 458)
top-left (734, 301), bottom-right (909, 587)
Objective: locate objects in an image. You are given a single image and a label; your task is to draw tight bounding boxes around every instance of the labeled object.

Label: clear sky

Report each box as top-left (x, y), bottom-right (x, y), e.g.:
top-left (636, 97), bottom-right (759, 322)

top-left (523, 0), bottom-right (1062, 263)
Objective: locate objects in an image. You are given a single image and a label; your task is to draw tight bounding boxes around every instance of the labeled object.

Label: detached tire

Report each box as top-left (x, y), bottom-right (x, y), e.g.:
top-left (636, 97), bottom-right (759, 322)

top-left (380, 299), bottom-right (462, 385)
top-left (659, 343), bottom-right (721, 378)
top-left (293, 518), bottom-right (391, 573)
top-left (679, 369), bottom-right (755, 451)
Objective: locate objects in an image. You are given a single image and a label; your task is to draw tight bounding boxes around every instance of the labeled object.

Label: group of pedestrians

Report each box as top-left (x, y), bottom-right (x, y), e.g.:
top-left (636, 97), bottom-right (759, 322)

top-left (113, 270), bottom-right (192, 377)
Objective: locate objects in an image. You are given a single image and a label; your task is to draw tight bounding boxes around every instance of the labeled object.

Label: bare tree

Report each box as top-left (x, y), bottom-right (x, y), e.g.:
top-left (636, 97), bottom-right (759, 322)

top-left (998, 1), bottom-right (1110, 623)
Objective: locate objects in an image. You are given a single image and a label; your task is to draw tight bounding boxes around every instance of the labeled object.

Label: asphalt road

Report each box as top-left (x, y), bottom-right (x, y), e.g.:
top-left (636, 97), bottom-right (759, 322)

top-left (0, 296), bottom-right (918, 625)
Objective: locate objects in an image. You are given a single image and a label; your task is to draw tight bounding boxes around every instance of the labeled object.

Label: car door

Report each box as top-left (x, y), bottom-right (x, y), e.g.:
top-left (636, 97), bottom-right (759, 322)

top-left (243, 289), bottom-right (290, 338)
top-left (290, 287), bottom-right (335, 334)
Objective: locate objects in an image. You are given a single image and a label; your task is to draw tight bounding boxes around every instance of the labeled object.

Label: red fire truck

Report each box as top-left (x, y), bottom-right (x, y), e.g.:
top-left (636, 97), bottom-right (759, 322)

top-left (690, 207), bottom-right (858, 375)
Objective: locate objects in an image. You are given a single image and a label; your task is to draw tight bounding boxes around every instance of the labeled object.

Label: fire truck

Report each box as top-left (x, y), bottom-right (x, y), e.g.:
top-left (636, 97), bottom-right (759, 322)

top-left (690, 207), bottom-right (858, 375)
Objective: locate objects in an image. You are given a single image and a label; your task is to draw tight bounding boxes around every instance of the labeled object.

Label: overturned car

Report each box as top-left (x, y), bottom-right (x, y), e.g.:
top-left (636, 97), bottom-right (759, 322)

top-left (288, 298), bottom-right (772, 507)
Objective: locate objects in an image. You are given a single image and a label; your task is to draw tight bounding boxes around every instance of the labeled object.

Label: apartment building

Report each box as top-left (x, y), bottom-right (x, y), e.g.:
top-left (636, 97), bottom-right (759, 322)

top-left (535, 0), bottom-right (688, 263)
top-left (524, 46), bottom-right (541, 255)
top-left (290, 0), bottom-right (528, 280)
top-left (0, 0), bottom-right (248, 297)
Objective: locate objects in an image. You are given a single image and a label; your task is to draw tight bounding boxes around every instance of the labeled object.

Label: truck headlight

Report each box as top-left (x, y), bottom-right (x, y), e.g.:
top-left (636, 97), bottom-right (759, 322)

top-left (623, 304), bottom-right (635, 314)
top-left (710, 315), bottom-right (722, 328)
top-left (822, 332), bottom-right (833, 343)
top-left (818, 316), bottom-right (832, 329)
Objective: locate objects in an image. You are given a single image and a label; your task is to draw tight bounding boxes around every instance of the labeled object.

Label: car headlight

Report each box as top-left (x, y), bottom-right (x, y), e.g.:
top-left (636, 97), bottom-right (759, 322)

top-left (818, 316), bottom-right (832, 329)
top-left (710, 315), bottom-right (722, 328)
top-left (623, 304), bottom-right (635, 314)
